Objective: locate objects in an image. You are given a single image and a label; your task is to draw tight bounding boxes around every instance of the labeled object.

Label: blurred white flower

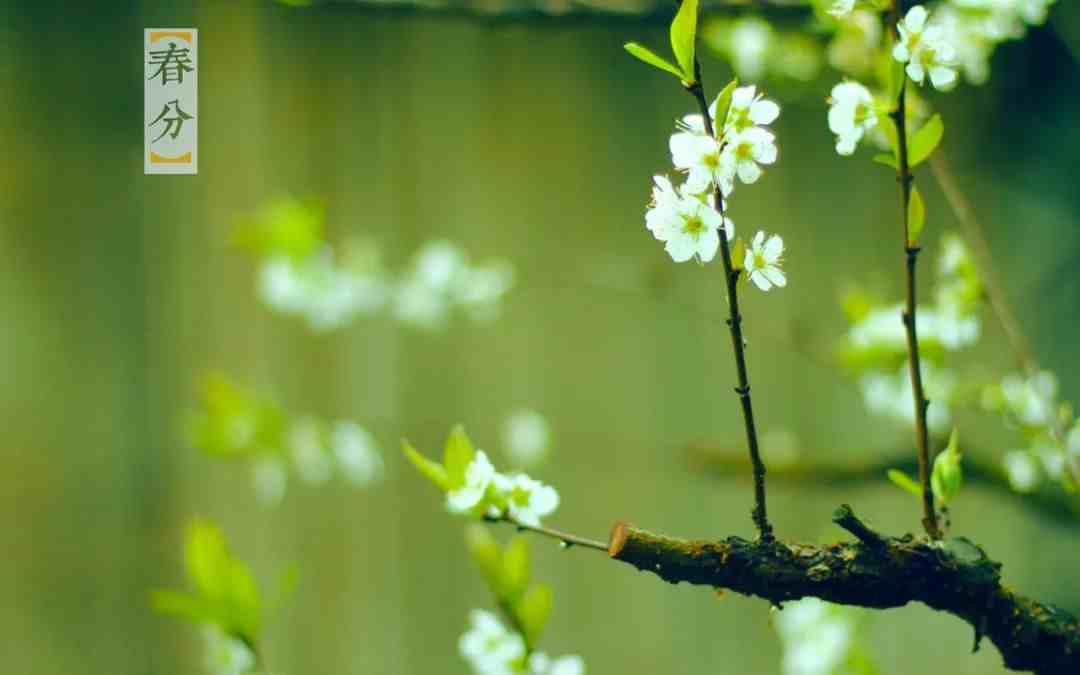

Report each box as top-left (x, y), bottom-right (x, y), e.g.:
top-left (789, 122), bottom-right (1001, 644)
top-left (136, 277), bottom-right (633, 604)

top-left (998, 370), bottom-right (1058, 427)
top-left (529, 652), bottom-right (586, 675)
top-left (460, 610), bottom-right (525, 675)
top-left (289, 416), bottom-right (332, 485)
top-left (503, 409), bottom-right (551, 468)
top-left (860, 362), bottom-right (955, 432)
top-left (828, 10), bottom-right (882, 77)
top-left (744, 231), bottom-right (786, 291)
top-left (1003, 450), bottom-right (1041, 493)
top-left (332, 421), bottom-right (384, 486)
top-left (498, 473), bottom-right (560, 527)
top-left (827, 0), bottom-right (856, 16)
top-left (645, 178), bottom-right (732, 264)
top-left (447, 450), bottom-right (497, 514)
top-left (455, 261), bottom-right (516, 322)
top-left (728, 20), bottom-right (773, 82)
top-left (394, 241), bottom-right (515, 329)
top-left (893, 5), bottom-right (958, 91)
top-left (773, 598), bottom-right (861, 675)
top-left (252, 456), bottom-right (288, 506)
top-left (828, 81), bottom-right (877, 156)
top-left (203, 626), bottom-right (255, 675)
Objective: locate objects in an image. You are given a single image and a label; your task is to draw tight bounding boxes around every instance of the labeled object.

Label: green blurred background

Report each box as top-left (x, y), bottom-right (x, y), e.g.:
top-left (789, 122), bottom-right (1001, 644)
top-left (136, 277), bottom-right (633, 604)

top-left (2, 1), bottom-right (1079, 674)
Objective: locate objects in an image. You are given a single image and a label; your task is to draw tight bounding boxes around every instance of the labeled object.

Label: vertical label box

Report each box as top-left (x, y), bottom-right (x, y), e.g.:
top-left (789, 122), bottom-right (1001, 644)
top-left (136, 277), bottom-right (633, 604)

top-left (145, 29), bottom-right (197, 175)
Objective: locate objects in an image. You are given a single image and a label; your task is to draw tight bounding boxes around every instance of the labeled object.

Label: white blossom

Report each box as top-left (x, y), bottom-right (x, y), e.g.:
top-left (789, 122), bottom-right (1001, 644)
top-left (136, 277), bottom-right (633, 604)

top-left (529, 652), bottom-right (586, 675)
top-left (497, 473), bottom-right (560, 527)
top-left (670, 130), bottom-right (734, 197)
top-left (723, 127), bottom-right (778, 186)
top-left (460, 610), bottom-right (526, 675)
top-left (744, 231), bottom-right (786, 291)
top-left (827, 0), bottom-right (856, 17)
top-left (332, 421), bottom-right (384, 486)
top-left (893, 5), bottom-right (958, 91)
top-left (447, 450), bottom-right (497, 514)
top-left (827, 81), bottom-right (877, 156)
top-left (503, 409), bottom-right (551, 468)
top-left (773, 598), bottom-right (859, 675)
top-left (202, 626), bottom-right (255, 675)
top-left (1003, 450), bottom-right (1041, 493)
top-left (252, 456), bottom-right (288, 506)
top-left (645, 176), bottom-right (733, 263)
top-left (860, 362), bottom-right (955, 432)
top-left (998, 370), bottom-right (1058, 427)
top-left (724, 85), bottom-right (781, 136)
top-left (289, 416), bottom-right (332, 485)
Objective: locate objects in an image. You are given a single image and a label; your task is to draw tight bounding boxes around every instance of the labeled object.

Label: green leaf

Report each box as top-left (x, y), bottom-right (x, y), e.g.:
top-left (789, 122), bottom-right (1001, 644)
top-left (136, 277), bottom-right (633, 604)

top-left (502, 537), bottom-right (531, 598)
top-left (887, 469), bottom-right (923, 497)
top-left (872, 153), bottom-right (898, 169)
top-left (876, 111), bottom-right (899, 157)
top-left (465, 525), bottom-right (504, 593)
top-left (711, 78), bottom-right (739, 132)
top-left (443, 425), bottom-right (477, 489)
top-left (623, 42), bottom-right (684, 79)
top-left (908, 114), bottom-right (944, 167)
top-left (730, 236), bottom-right (745, 272)
top-left (907, 185), bottom-right (926, 246)
top-left (515, 583), bottom-right (553, 646)
top-left (186, 520), bottom-right (231, 601)
top-left (150, 589), bottom-right (214, 623)
top-left (669, 0), bottom-right (699, 80)
top-left (401, 440), bottom-right (449, 491)
top-left (886, 58), bottom-right (906, 104)
top-left (224, 560), bottom-right (262, 639)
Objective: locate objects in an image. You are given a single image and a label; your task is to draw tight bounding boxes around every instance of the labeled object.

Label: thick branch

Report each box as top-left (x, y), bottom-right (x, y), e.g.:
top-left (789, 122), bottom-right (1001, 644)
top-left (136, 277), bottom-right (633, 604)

top-left (687, 64), bottom-right (772, 541)
top-left (606, 509), bottom-right (1080, 674)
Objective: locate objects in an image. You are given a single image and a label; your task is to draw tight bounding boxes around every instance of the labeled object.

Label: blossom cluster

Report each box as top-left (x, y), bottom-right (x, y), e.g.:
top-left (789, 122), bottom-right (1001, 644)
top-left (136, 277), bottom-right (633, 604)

top-left (260, 238), bottom-right (514, 332)
top-left (460, 611), bottom-right (585, 675)
top-left (983, 370), bottom-right (1080, 492)
top-left (841, 235), bottom-right (981, 431)
top-left (644, 84), bottom-right (787, 291)
top-left (447, 449), bottom-right (560, 527)
top-left (772, 598), bottom-right (873, 675)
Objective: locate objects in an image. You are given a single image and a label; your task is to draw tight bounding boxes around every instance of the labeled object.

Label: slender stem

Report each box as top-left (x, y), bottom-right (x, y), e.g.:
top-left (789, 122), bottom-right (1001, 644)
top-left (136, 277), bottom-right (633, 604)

top-left (890, 4), bottom-right (940, 540)
top-left (928, 153), bottom-right (1037, 375)
top-left (487, 514), bottom-right (609, 552)
top-left (685, 60), bottom-right (772, 542)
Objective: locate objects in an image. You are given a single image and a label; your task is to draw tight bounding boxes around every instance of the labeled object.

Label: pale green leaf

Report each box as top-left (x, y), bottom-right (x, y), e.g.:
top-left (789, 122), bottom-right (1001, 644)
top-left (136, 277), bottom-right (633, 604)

top-left (712, 78), bottom-right (738, 131)
top-left (907, 185), bottom-right (926, 246)
top-left (909, 114), bottom-right (944, 167)
top-left (730, 236), bottom-right (745, 272)
top-left (887, 469), bottom-right (923, 497)
top-left (150, 589), bottom-right (214, 624)
top-left (515, 583), bottom-right (553, 646)
top-left (185, 520), bottom-right (231, 601)
top-left (443, 425), bottom-right (477, 488)
top-left (465, 525), bottom-right (503, 593)
top-left (501, 537), bottom-right (530, 598)
top-left (401, 440), bottom-right (449, 490)
top-left (872, 153), bottom-right (898, 169)
top-left (876, 111), bottom-right (899, 157)
top-left (669, 0), bottom-right (699, 80)
top-left (623, 42), bottom-right (684, 79)
top-left (932, 428), bottom-right (963, 505)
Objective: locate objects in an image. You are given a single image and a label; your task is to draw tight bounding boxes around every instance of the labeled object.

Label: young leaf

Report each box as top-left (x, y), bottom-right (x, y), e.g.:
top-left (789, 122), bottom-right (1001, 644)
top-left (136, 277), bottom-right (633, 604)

top-left (150, 589), bottom-right (214, 623)
top-left (224, 559), bottom-right (262, 640)
top-left (711, 78), bottom-right (739, 132)
top-left (907, 185), bottom-right (926, 246)
top-left (876, 111), bottom-right (899, 157)
top-left (401, 439), bottom-right (449, 490)
top-left (886, 58), bottom-right (906, 104)
top-left (186, 520), bottom-right (231, 601)
top-left (623, 42), bottom-right (684, 79)
top-left (501, 537), bottom-right (531, 598)
top-left (932, 428), bottom-right (963, 505)
top-left (669, 0), bottom-right (699, 80)
top-left (443, 425), bottom-right (476, 488)
top-left (873, 153), bottom-right (898, 169)
top-left (730, 236), bottom-right (745, 272)
top-left (515, 583), bottom-right (553, 646)
top-left (909, 114), bottom-right (944, 167)
top-left (887, 469), bottom-right (923, 497)
top-left (465, 525), bottom-right (504, 593)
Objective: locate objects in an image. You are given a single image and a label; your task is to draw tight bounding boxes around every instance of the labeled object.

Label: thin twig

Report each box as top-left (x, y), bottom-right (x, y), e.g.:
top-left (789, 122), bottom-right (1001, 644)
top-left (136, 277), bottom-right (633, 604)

top-left (685, 59), bottom-right (773, 542)
top-left (487, 514), bottom-right (609, 552)
top-left (890, 0), bottom-right (940, 540)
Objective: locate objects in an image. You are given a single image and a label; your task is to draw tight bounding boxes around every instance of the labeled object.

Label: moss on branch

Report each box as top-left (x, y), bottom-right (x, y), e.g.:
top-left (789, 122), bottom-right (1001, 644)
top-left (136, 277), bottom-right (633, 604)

top-left (606, 506), bottom-right (1079, 674)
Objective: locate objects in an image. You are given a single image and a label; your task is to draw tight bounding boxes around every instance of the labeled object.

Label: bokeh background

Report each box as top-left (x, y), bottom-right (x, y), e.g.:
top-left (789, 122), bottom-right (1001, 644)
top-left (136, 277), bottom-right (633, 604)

top-left (2, 1), bottom-right (1079, 674)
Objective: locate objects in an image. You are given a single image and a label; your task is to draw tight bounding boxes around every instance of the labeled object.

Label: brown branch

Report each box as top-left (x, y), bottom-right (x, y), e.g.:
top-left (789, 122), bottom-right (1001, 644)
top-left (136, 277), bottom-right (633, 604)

top-left (606, 508), bottom-right (1080, 674)
top-left (685, 61), bottom-right (773, 542)
top-left (889, 0), bottom-right (940, 540)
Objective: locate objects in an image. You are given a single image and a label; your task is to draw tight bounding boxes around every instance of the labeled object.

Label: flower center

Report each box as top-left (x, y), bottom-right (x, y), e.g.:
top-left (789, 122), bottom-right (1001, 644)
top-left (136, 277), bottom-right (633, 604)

top-left (853, 102), bottom-right (869, 125)
top-left (735, 142), bottom-right (753, 161)
top-left (753, 253), bottom-right (767, 270)
top-left (683, 215), bottom-right (706, 236)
